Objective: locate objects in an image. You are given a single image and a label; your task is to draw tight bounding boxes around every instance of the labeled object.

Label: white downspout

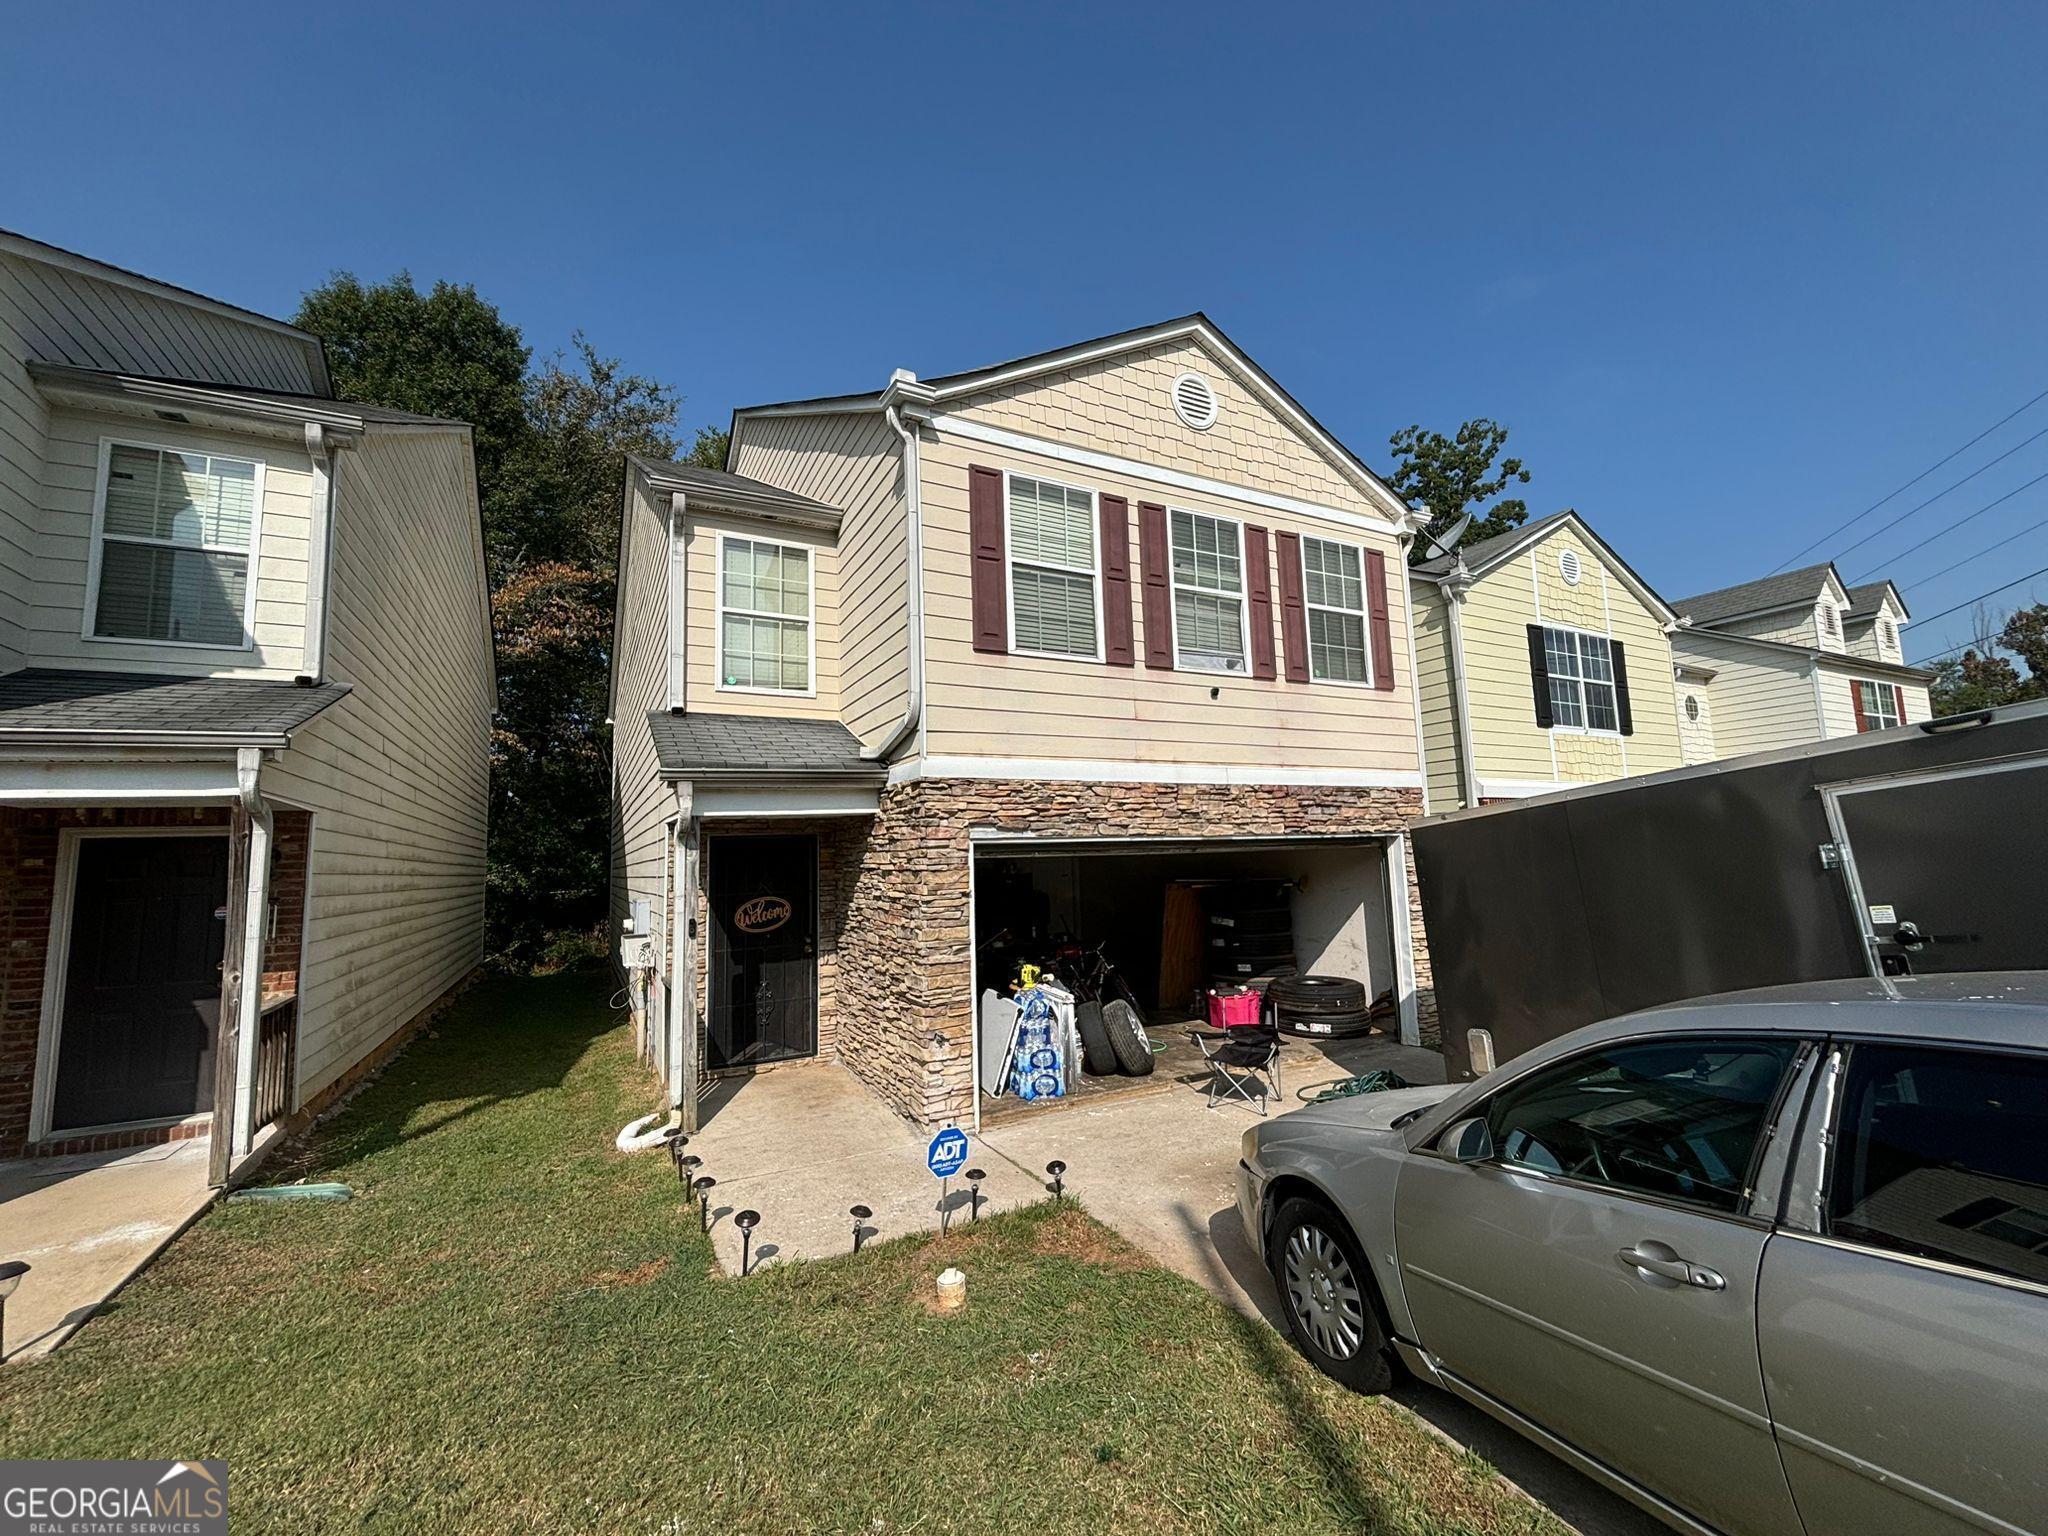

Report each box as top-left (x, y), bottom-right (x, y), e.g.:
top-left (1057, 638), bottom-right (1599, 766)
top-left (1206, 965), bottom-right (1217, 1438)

top-left (862, 377), bottom-right (927, 763)
top-left (232, 746), bottom-right (275, 1159)
top-left (666, 491), bottom-right (688, 709)
top-left (299, 424), bottom-right (348, 683)
top-left (1443, 563), bottom-right (1480, 809)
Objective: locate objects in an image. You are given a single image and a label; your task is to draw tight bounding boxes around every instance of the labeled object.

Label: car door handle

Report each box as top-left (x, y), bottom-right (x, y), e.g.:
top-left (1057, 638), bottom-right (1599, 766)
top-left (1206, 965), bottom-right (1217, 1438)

top-left (1618, 1245), bottom-right (1726, 1291)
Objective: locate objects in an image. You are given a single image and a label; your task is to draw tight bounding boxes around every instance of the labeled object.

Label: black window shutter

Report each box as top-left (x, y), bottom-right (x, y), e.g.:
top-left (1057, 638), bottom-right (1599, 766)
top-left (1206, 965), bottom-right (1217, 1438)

top-left (1526, 624), bottom-right (1554, 728)
top-left (1611, 639), bottom-right (1634, 735)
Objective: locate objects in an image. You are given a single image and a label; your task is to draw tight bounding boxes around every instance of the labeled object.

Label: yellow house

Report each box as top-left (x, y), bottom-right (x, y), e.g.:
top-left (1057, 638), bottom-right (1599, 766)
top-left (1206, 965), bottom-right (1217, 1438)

top-left (1409, 512), bottom-right (1685, 810)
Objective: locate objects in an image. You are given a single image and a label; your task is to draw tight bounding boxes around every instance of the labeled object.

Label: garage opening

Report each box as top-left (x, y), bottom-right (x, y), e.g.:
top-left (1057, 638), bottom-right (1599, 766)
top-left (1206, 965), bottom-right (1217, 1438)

top-left (971, 835), bottom-right (1408, 1122)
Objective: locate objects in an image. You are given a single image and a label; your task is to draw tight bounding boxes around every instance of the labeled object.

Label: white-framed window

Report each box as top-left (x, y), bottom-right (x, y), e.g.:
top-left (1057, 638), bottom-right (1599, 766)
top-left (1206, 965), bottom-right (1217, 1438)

top-left (1004, 472), bottom-right (1100, 660)
top-left (86, 439), bottom-right (262, 649)
top-left (1542, 624), bottom-right (1619, 732)
top-left (717, 533), bottom-right (813, 693)
top-left (1855, 679), bottom-right (1902, 732)
top-left (1168, 507), bottom-right (1247, 673)
top-left (1301, 534), bottom-right (1370, 684)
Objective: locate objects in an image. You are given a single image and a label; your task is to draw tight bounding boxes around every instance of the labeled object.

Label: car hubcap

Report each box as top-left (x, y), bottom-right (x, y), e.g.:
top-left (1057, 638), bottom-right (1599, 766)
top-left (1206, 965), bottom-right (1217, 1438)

top-left (1283, 1223), bottom-right (1366, 1360)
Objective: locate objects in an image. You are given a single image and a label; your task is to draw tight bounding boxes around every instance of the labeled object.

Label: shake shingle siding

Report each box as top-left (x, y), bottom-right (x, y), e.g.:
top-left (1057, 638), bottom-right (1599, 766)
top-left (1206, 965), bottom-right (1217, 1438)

top-left (265, 427), bottom-right (492, 1104)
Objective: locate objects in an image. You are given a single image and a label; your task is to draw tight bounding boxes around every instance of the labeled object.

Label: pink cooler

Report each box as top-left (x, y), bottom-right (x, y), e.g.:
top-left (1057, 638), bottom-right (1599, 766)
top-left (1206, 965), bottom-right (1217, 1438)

top-left (1207, 986), bottom-right (1264, 1029)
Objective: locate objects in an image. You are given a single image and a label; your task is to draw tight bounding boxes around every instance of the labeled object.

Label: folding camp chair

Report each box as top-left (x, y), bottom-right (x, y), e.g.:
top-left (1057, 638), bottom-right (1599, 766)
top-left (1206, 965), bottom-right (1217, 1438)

top-left (1187, 1021), bottom-right (1283, 1114)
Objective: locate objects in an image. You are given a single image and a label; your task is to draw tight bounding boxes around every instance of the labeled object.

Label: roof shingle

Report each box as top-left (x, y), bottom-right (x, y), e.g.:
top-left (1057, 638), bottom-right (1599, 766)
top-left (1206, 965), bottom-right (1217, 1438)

top-left (647, 712), bottom-right (883, 779)
top-left (1674, 563), bottom-right (1838, 626)
top-left (0, 669), bottom-right (349, 742)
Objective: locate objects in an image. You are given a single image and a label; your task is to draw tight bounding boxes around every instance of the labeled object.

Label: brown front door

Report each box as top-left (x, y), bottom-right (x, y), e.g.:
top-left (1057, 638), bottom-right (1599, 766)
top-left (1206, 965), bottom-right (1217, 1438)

top-left (51, 834), bottom-right (229, 1132)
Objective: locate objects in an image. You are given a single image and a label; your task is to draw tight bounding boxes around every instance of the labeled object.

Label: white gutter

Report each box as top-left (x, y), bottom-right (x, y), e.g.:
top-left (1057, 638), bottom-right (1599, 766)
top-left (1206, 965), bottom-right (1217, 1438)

top-left (1439, 559), bottom-right (1481, 811)
top-left (231, 746), bottom-right (275, 1161)
top-left (300, 423), bottom-right (351, 683)
top-left (862, 372), bottom-right (933, 762)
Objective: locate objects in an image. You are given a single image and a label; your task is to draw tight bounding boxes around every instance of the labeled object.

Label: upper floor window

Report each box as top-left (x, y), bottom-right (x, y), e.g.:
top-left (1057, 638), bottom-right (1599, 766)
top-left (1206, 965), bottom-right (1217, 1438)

top-left (1542, 625), bottom-right (1618, 731)
top-left (1302, 535), bottom-right (1369, 684)
top-left (718, 535), bottom-right (811, 693)
top-left (89, 441), bottom-right (259, 648)
top-left (1006, 473), bottom-right (1099, 659)
top-left (1170, 508), bottom-right (1246, 672)
top-left (1855, 679), bottom-right (1902, 731)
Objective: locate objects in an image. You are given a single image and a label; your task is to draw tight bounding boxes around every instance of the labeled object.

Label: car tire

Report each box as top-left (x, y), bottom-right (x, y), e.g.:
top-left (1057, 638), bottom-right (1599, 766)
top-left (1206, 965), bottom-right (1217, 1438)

top-left (1074, 1001), bottom-right (1118, 1076)
top-left (1101, 999), bottom-right (1155, 1076)
top-left (1268, 1196), bottom-right (1395, 1394)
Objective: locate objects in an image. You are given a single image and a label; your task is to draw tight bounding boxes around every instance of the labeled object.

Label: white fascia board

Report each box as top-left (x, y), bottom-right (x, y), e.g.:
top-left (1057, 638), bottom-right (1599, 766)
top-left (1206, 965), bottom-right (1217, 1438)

top-left (928, 414), bottom-right (1403, 536)
top-left (893, 754), bottom-right (1424, 790)
top-left (0, 756), bottom-right (239, 804)
top-left (1475, 777), bottom-right (1573, 800)
top-left (692, 781), bottom-right (881, 818)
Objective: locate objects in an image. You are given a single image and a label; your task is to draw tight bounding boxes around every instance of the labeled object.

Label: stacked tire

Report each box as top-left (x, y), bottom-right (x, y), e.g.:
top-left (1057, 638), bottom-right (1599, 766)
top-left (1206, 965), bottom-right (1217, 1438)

top-left (1207, 883), bottom-right (1296, 983)
top-left (1266, 974), bottom-right (1374, 1040)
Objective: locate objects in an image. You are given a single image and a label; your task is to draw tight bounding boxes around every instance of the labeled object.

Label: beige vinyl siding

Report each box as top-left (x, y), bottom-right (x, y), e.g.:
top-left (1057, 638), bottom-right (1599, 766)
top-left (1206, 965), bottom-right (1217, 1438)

top-left (26, 408), bottom-right (308, 676)
top-left (1455, 523), bottom-right (1684, 792)
top-left (0, 261), bottom-right (49, 669)
top-left (952, 334), bottom-right (1368, 510)
top-left (0, 248), bottom-right (320, 395)
top-left (1409, 581), bottom-right (1467, 809)
top-left (264, 426), bottom-right (491, 1104)
top-left (728, 412), bottom-right (905, 742)
top-left (680, 512), bottom-right (840, 719)
top-left (1675, 677), bottom-right (1717, 764)
top-left (1669, 631), bottom-right (1823, 756)
top-left (1843, 605), bottom-right (1906, 664)
top-left (918, 428), bottom-right (1419, 773)
top-left (608, 466), bottom-right (674, 968)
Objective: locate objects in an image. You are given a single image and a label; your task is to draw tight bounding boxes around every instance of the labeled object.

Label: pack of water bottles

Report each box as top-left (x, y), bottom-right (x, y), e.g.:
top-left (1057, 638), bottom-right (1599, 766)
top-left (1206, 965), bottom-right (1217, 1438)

top-left (1007, 985), bottom-right (1066, 1101)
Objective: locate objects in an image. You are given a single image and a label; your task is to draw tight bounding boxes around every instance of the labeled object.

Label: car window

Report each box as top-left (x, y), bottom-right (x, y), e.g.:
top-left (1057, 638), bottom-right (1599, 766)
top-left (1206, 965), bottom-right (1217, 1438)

top-left (1481, 1037), bottom-right (1802, 1214)
top-left (1828, 1043), bottom-right (2048, 1287)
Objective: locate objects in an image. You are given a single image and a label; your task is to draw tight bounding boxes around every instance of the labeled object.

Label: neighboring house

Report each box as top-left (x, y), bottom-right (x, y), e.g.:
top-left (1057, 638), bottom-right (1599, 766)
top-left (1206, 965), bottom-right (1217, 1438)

top-left (0, 230), bottom-right (493, 1182)
top-left (1408, 512), bottom-right (1686, 810)
top-left (610, 316), bottom-right (1435, 1132)
top-left (1669, 562), bottom-right (1934, 756)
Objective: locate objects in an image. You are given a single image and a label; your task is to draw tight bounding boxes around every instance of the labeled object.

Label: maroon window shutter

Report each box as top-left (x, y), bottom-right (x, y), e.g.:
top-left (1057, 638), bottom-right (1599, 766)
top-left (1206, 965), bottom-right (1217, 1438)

top-left (969, 465), bottom-right (1007, 654)
top-left (1139, 501), bottom-right (1173, 669)
top-left (1850, 680), bottom-right (1868, 732)
top-left (1099, 494), bottom-right (1133, 666)
top-left (1244, 526), bottom-right (1277, 680)
top-left (1275, 530), bottom-right (1309, 683)
top-left (1892, 683), bottom-right (1906, 723)
top-left (1365, 547), bottom-right (1396, 691)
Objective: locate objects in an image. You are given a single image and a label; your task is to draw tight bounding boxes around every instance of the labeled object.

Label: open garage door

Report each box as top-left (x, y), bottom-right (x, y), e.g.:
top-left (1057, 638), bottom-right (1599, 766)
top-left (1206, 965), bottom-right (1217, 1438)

top-left (969, 832), bottom-right (1417, 1117)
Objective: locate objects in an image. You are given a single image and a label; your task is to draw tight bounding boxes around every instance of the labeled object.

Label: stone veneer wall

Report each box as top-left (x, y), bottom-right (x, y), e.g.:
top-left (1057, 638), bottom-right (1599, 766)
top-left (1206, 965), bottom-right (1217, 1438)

top-left (0, 804), bottom-right (312, 1156)
top-left (834, 779), bottom-right (1434, 1128)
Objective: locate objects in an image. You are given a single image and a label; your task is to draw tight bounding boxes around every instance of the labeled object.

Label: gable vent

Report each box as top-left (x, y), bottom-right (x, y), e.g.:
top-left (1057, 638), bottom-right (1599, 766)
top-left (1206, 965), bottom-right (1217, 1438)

top-left (1558, 548), bottom-right (1583, 586)
top-left (1171, 372), bottom-right (1219, 431)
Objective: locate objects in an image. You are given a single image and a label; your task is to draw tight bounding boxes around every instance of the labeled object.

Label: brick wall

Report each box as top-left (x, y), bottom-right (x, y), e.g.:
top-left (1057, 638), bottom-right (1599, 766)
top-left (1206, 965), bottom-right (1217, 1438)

top-left (0, 804), bottom-right (310, 1156)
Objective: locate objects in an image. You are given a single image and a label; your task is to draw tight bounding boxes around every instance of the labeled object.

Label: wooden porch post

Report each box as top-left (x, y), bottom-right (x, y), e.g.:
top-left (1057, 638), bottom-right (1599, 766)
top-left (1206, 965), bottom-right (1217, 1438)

top-left (209, 804), bottom-right (251, 1187)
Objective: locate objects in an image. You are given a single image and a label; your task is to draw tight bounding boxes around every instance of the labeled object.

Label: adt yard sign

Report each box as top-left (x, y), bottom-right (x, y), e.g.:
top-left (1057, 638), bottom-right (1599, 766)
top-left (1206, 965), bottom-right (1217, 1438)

top-left (926, 1126), bottom-right (969, 1180)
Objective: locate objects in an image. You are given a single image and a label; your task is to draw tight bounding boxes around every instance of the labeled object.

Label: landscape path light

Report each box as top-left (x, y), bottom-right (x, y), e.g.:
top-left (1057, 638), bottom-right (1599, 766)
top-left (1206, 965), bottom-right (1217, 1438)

top-left (850, 1205), bottom-right (872, 1254)
top-left (735, 1210), bottom-right (761, 1276)
top-left (965, 1169), bottom-right (985, 1222)
top-left (1046, 1160), bottom-right (1066, 1202)
top-left (692, 1175), bottom-right (717, 1232)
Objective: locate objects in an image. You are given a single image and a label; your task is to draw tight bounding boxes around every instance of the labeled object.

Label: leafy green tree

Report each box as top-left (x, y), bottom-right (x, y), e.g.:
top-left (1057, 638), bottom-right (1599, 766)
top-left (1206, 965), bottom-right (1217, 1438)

top-left (296, 277), bottom-right (695, 962)
top-left (682, 425), bottom-right (730, 471)
top-left (1930, 602), bottom-right (2048, 714)
top-left (1385, 419), bottom-right (1569, 562)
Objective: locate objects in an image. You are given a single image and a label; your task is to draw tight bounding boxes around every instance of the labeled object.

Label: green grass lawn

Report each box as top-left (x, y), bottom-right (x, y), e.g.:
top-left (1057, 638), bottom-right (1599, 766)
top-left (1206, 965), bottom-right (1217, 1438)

top-left (0, 972), bottom-right (1560, 1536)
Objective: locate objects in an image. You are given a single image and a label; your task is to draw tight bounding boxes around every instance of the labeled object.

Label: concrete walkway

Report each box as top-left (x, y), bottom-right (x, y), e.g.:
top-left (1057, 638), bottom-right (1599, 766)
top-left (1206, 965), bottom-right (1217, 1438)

top-left (0, 1139), bottom-right (214, 1362)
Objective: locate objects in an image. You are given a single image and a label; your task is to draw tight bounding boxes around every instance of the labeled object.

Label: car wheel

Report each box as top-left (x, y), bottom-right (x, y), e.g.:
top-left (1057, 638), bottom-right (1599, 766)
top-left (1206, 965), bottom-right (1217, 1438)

top-left (1268, 1196), bottom-right (1394, 1394)
top-left (1101, 999), bottom-right (1155, 1075)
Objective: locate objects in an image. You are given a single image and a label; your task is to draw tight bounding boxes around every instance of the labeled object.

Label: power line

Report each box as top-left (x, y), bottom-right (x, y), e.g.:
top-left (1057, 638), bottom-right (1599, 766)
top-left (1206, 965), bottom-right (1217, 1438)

top-left (1908, 562), bottom-right (2048, 663)
top-left (1833, 423), bottom-right (2048, 568)
top-left (1845, 466), bottom-right (2048, 582)
top-left (1768, 383), bottom-right (2048, 573)
top-left (1901, 514), bottom-right (2048, 593)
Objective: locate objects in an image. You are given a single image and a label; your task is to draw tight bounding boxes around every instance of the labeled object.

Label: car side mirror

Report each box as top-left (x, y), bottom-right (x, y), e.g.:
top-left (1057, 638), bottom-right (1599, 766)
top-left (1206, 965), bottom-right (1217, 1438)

top-left (1441, 1117), bottom-right (1494, 1164)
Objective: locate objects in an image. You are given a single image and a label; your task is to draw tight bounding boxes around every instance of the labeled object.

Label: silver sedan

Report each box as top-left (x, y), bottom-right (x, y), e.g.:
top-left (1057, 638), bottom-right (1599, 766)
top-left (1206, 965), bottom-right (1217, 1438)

top-left (1238, 974), bottom-right (2048, 1536)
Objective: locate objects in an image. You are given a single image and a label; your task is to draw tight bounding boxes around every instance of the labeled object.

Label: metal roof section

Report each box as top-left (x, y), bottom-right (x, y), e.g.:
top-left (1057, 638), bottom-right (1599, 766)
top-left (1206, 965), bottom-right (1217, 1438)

top-left (0, 669), bottom-right (351, 747)
top-left (647, 711), bottom-right (885, 782)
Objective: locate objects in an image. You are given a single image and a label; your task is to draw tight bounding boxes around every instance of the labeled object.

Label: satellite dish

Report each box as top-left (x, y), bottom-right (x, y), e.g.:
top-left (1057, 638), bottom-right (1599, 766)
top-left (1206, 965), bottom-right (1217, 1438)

top-left (1424, 511), bottom-right (1473, 562)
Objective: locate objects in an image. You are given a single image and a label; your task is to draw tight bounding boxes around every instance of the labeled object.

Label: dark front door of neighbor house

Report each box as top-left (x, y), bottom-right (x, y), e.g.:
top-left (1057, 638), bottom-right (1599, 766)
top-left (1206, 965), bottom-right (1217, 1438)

top-left (51, 834), bottom-right (229, 1131)
top-left (706, 833), bottom-right (817, 1071)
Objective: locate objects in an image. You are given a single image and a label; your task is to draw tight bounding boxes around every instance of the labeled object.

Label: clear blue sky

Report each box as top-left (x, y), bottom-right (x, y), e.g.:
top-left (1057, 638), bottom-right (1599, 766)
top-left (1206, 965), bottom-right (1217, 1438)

top-left (6, 2), bottom-right (2046, 665)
